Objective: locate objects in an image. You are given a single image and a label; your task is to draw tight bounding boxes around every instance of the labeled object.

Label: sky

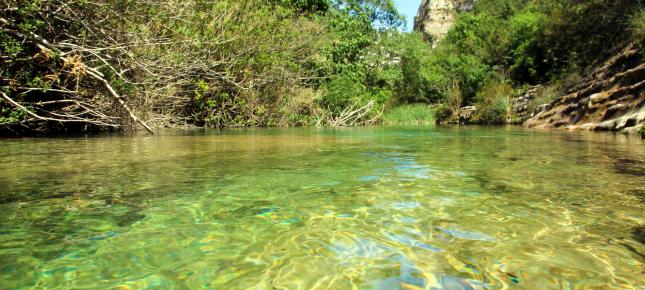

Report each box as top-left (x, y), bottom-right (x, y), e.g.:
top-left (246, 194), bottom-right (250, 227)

top-left (394, 0), bottom-right (421, 31)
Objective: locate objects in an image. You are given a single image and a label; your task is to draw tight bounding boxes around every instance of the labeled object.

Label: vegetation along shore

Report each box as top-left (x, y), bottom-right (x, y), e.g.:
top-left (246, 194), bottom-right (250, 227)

top-left (1, 0), bottom-right (643, 136)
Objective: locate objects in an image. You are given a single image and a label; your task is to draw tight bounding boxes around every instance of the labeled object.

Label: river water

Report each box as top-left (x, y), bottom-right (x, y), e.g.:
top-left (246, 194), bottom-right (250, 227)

top-left (0, 126), bottom-right (643, 289)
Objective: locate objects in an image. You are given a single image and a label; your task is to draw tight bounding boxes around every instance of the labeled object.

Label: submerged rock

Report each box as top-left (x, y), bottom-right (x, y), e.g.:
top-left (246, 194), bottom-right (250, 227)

top-left (614, 158), bottom-right (645, 176)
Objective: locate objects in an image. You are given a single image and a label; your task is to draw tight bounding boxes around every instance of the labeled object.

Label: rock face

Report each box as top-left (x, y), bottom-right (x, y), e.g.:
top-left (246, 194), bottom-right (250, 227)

top-left (414, 0), bottom-right (476, 45)
top-left (524, 44), bottom-right (645, 134)
top-left (510, 86), bottom-right (546, 123)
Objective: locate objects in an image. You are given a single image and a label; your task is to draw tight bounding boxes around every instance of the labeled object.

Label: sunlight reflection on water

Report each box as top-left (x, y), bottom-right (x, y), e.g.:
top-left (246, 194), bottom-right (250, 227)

top-left (0, 126), bottom-right (644, 289)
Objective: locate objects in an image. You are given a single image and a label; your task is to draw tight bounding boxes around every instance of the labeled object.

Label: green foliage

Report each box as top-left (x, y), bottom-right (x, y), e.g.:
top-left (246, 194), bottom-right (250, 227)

top-left (427, 0), bottom-right (644, 126)
top-left (0, 98), bottom-right (28, 125)
top-left (275, 0), bottom-right (331, 14)
top-left (472, 80), bottom-right (512, 124)
top-left (425, 44), bottom-right (492, 104)
top-left (394, 33), bottom-right (439, 103)
top-left (321, 72), bottom-right (368, 111)
top-left (3, 0), bottom-right (641, 133)
top-left (475, 0), bottom-right (526, 19)
top-left (433, 103), bottom-right (452, 123)
top-left (1, 0), bottom-right (419, 132)
top-left (631, 8), bottom-right (645, 40)
top-left (382, 104), bottom-right (434, 125)
top-left (335, 0), bottom-right (404, 29)
top-left (444, 13), bottom-right (510, 64)
top-left (362, 32), bottom-right (439, 105)
top-left (0, 33), bottom-right (23, 55)
top-left (538, 0), bottom-right (643, 70)
top-left (507, 9), bottom-right (547, 83)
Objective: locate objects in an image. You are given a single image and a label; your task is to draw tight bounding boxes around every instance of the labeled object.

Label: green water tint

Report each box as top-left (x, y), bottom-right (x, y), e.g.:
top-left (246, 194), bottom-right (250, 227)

top-left (0, 126), bottom-right (644, 289)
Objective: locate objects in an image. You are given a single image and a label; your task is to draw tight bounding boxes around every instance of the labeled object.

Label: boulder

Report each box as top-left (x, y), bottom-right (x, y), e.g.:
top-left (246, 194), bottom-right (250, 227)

top-left (459, 106), bottom-right (477, 124)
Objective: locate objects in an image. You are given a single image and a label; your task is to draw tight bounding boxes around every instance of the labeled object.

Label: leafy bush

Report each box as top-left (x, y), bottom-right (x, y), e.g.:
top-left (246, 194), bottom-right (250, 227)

top-left (631, 8), bottom-right (645, 40)
top-left (433, 104), bottom-right (452, 123)
top-left (508, 9), bottom-right (547, 84)
top-left (444, 13), bottom-right (510, 65)
top-left (394, 33), bottom-right (437, 103)
top-left (527, 85), bottom-right (560, 115)
top-left (0, 0), bottom-right (417, 133)
top-left (472, 80), bottom-right (513, 124)
top-left (539, 0), bottom-right (642, 71)
top-left (444, 80), bottom-right (464, 119)
top-left (424, 44), bottom-right (492, 104)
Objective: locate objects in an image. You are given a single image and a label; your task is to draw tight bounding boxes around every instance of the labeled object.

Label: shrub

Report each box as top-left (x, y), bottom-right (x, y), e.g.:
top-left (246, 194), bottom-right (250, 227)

top-left (444, 13), bottom-right (510, 65)
top-left (395, 33), bottom-right (437, 103)
top-left (508, 9), bottom-right (548, 84)
top-left (444, 80), bottom-right (464, 119)
top-left (540, 0), bottom-right (642, 70)
top-left (472, 80), bottom-right (513, 124)
top-left (631, 8), bottom-right (645, 41)
top-left (527, 84), bottom-right (560, 115)
top-left (433, 103), bottom-right (452, 123)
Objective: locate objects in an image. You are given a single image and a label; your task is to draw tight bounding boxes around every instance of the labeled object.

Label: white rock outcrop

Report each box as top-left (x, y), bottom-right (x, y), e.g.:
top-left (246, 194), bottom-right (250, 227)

top-left (414, 0), bottom-right (476, 45)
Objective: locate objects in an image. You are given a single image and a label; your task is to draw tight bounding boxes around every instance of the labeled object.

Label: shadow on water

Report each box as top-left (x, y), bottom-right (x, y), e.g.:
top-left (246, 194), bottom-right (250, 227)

top-left (611, 226), bottom-right (645, 262)
top-left (614, 158), bottom-right (645, 176)
top-left (634, 226), bottom-right (645, 245)
top-left (628, 188), bottom-right (645, 203)
top-left (471, 172), bottom-right (517, 195)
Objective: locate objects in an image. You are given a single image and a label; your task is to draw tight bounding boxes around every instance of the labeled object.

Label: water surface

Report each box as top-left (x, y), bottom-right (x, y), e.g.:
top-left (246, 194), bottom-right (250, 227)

top-left (1, 126), bottom-right (644, 289)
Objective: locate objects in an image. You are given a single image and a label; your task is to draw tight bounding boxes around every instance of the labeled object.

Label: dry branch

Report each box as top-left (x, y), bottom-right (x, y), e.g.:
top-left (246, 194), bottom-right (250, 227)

top-left (1, 91), bottom-right (118, 127)
top-left (1, 14), bottom-right (155, 134)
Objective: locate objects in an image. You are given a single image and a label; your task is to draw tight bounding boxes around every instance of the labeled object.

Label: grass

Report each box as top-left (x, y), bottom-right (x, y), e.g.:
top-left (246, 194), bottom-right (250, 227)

top-left (631, 8), bottom-right (645, 40)
top-left (527, 84), bottom-right (560, 115)
top-left (382, 104), bottom-right (435, 125)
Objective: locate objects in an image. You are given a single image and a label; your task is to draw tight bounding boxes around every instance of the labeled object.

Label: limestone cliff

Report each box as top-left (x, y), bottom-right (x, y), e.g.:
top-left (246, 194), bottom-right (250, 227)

top-left (414, 0), bottom-right (476, 44)
top-left (524, 44), bottom-right (645, 134)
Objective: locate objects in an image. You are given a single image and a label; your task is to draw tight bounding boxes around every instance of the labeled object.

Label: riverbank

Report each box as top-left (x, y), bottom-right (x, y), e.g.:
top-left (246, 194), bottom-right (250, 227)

top-left (2, 1), bottom-right (643, 137)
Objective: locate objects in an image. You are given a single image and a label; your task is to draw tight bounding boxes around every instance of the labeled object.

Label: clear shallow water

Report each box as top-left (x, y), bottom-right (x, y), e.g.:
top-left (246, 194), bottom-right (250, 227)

top-left (0, 126), bottom-right (644, 289)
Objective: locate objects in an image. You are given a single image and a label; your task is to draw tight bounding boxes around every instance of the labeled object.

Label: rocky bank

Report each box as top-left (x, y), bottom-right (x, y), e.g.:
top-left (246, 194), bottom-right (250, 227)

top-left (524, 44), bottom-right (645, 134)
top-left (415, 1), bottom-right (644, 135)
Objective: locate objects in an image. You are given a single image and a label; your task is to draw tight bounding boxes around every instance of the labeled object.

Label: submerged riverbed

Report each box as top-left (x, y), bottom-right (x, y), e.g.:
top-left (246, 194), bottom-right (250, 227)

top-left (0, 126), bottom-right (644, 289)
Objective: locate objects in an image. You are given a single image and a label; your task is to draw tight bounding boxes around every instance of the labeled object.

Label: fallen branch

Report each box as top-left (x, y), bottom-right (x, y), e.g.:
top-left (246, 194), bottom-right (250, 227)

top-left (329, 101), bottom-right (376, 127)
top-left (1, 17), bottom-right (154, 134)
top-left (1, 91), bottom-right (119, 128)
top-left (85, 68), bottom-right (154, 134)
